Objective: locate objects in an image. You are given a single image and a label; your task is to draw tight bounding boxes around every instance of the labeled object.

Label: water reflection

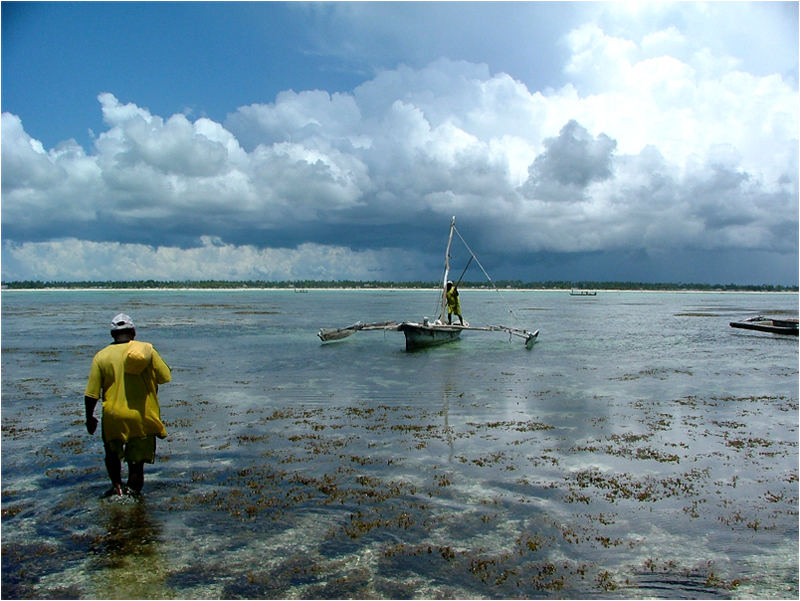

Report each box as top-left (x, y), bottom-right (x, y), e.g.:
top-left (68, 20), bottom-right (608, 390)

top-left (91, 500), bottom-right (161, 564)
top-left (87, 499), bottom-right (170, 598)
top-left (442, 377), bottom-right (457, 464)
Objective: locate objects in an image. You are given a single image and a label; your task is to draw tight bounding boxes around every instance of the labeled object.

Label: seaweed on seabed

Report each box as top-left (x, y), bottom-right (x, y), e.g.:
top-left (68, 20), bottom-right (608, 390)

top-left (1, 541), bottom-right (81, 600)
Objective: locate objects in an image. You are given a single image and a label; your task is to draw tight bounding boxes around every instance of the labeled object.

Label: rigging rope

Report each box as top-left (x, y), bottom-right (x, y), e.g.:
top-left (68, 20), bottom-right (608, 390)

top-left (453, 225), bottom-right (523, 326)
top-left (455, 255), bottom-right (473, 286)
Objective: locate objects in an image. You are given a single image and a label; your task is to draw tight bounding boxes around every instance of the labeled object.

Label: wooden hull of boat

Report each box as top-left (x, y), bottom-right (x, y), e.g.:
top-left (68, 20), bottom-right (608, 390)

top-left (730, 319), bottom-right (798, 336)
top-left (398, 323), bottom-right (462, 351)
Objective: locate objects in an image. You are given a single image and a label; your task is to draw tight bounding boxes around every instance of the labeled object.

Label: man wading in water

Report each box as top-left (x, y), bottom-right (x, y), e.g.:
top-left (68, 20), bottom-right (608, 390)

top-left (84, 313), bottom-right (171, 497)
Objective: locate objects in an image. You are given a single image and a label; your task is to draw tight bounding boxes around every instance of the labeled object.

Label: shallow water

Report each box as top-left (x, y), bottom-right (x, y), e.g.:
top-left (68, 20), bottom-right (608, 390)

top-left (2, 289), bottom-right (798, 599)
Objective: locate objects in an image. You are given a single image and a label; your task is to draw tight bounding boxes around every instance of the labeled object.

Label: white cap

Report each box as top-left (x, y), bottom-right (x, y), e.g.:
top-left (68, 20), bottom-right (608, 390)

top-left (110, 313), bottom-right (135, 331)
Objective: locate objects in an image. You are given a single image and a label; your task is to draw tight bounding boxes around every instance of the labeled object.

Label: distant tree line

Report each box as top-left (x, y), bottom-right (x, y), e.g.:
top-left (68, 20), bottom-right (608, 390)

top-left (2, 279), bottom-right (797, 292)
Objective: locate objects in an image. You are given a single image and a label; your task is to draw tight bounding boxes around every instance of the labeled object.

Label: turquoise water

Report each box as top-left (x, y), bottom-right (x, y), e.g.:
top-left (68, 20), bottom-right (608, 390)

top-left (2, 289), bottom-right (798, 599)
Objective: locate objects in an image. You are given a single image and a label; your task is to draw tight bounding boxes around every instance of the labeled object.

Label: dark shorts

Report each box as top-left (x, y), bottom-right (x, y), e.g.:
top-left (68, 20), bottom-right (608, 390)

top-left (105, 436), bottom-right (157, 464)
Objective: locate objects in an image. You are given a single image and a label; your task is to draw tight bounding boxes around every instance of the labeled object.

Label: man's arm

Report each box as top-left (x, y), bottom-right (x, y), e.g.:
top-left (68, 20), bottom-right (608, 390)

top-left (84, 396), bottom-right (99, 434)
top-left (152, 348), bottom-right (172, 384)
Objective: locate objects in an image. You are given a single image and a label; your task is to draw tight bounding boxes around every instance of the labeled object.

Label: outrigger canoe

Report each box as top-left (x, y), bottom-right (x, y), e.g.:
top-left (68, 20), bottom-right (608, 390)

top-left (318, 216), bottom-right (539, 351)
top-left (730, 316), bottom-right (798, 336)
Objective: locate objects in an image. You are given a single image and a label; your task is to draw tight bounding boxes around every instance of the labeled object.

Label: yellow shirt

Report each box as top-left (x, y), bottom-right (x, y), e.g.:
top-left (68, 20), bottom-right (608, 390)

top-left (446, 287), bottom-right (461, 313)
top-left (85, 340), bottom-right (171, 442)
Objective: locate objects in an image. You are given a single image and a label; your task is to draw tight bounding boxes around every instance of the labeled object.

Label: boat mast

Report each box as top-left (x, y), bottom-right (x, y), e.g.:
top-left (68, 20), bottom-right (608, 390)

top-left (440, 216), bottom-right (456, 322)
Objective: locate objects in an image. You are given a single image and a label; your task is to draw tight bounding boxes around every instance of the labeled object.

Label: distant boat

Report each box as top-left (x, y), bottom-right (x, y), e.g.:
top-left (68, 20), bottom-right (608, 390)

top-left (318, 217), bottom-right (538, 351)
top-left (729, 316), bottom-right (798, 336)
top-left (570, 289), bottom-right (597, 296)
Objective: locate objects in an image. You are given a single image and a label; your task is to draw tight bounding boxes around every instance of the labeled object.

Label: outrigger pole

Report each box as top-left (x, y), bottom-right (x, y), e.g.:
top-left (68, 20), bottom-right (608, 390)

top-left (456, 324), bottom-right (538, 349)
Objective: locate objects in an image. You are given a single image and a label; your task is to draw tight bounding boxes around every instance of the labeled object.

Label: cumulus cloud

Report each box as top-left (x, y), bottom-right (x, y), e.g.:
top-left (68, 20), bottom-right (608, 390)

top-left (1, 237), bottom-right (425, 282)
top-left (1, 20), bottom-right (797, 283)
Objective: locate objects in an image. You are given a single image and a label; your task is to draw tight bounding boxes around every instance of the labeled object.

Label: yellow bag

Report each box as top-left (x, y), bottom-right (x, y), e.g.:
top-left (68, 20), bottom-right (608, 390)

top-left (124, 341), bottom-right (153, 375)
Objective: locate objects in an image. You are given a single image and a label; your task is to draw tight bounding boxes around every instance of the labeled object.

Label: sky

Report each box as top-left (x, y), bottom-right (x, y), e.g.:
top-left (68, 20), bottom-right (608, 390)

top-left (2, 1), bottom-right (798, 285)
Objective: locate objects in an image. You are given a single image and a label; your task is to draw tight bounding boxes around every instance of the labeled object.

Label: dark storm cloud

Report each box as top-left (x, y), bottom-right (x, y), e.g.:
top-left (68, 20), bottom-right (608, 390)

top-left (523, 120), bottom-right (617, 202)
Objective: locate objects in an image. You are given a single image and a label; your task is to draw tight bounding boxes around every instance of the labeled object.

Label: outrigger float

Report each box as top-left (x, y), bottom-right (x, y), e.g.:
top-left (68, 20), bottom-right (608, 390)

top-left (318, 217), bottom-right (539, 351)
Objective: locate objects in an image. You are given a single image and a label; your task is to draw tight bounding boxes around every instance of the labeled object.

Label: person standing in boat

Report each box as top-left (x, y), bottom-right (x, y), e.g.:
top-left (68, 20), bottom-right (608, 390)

top-left (446, 281), bottom-right (464, 325)
top-left (84, 313), bottom-right (172, 498)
